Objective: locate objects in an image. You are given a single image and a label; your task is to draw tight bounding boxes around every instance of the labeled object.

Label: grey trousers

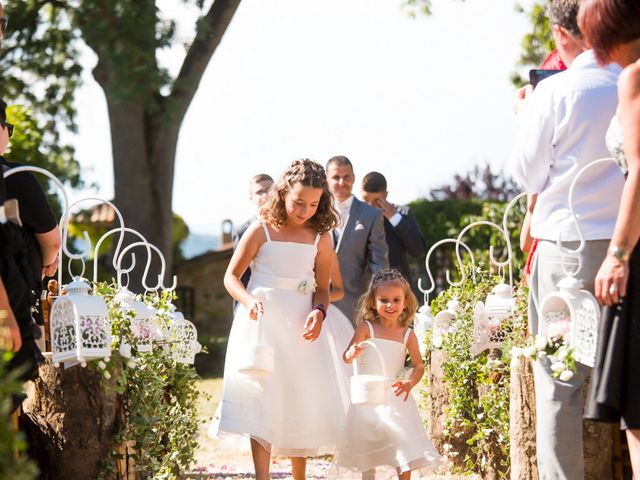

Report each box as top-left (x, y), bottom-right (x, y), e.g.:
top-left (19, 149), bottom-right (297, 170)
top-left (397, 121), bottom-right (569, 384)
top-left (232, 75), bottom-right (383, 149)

top-left (528, 239), bottom-right (609, 480)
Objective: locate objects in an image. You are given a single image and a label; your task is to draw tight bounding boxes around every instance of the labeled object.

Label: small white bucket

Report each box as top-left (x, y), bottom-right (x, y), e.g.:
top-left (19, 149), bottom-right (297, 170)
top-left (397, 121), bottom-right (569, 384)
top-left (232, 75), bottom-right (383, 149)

top-left (237, 313), bottom-right (274, 377)
top-left (350, 340), bottom-right (388, 406)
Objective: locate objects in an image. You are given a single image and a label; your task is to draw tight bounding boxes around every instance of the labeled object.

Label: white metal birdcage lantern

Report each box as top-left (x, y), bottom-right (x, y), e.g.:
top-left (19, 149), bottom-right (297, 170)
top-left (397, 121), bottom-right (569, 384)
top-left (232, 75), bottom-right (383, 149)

top-left (413, 305), bottom-right (433, 356)
top-left (50, 277), bottom-right (111, 367)
top-left (471, 283), bottom-right (516, 355)
top-left (433, 299), bottom-right (460, 336)
top-left (114, 287), bottom-right (155, 353)
top-left (169, 314), bottom-right (201, 364)
top-left (145, 304), bottom-right (169, 343)
top-left (540, 276), bottom-right (600, 367)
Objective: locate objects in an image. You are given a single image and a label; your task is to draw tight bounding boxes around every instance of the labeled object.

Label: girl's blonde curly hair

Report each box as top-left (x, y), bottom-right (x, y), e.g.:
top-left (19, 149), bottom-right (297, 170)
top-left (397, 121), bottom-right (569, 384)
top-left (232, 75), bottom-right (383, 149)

top-left (260, 158), bottom-right (339, 234)
top-left (355, 269), bottom-right (418, 327)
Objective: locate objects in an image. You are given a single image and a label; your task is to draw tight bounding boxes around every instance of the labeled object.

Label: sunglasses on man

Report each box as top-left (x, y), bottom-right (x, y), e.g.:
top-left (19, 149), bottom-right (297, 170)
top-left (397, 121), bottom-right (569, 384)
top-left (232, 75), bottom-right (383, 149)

top-left (0, 17), bottom-right (7, 34)
top-left (0, 121), bottom-right (14, 138)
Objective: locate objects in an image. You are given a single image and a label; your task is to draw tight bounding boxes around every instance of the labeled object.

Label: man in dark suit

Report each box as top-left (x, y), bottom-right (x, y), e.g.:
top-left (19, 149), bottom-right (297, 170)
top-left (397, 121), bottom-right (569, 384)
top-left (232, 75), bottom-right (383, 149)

top-left (326, 156), bottom-right (388, 325)
top-left (232, 173), bottom-right (273, 303)
top-left (360, 171), bottom-right (426, 286)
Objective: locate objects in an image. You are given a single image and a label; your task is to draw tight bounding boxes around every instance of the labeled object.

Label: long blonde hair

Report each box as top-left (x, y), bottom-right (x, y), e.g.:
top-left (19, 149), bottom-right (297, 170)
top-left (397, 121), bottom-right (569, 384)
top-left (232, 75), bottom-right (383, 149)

top-left (260, 158), bottom-right (339, 234)
top-left (355, 269), bottom-right (418, 327)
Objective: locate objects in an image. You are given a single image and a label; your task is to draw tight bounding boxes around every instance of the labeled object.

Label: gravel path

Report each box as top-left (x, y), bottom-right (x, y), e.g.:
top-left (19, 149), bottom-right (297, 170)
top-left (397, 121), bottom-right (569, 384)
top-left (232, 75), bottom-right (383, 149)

top-left (189, 379), bottom-right (478, 480)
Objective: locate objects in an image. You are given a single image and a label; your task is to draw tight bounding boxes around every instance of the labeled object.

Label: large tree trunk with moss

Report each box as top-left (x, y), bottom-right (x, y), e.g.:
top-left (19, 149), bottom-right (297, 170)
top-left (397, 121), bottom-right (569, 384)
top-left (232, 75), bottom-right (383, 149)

top-left (21, 360), bottom-right (118, 480)
top-left (509, 356), bottom-right (538, 480)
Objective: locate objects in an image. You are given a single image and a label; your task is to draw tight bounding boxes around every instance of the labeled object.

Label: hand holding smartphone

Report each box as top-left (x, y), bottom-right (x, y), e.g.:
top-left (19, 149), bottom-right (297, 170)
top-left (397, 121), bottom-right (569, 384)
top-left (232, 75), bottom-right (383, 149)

top-left (529, 69), bottom-right (562, 88)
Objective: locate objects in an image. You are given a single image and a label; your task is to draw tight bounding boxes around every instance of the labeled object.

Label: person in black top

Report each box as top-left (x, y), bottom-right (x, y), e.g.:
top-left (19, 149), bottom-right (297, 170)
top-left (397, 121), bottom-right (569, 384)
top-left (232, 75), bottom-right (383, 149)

top-left (1, 98), bottom-right (60, 383)
top-left (360, 171), bottom-right (427, 287)
top-left (1, 99), bottom-right (60, 280)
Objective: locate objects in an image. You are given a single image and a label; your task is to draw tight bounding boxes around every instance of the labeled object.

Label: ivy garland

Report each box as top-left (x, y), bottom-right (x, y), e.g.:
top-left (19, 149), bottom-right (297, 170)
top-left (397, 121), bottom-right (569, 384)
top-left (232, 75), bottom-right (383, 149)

top-left (0, 345), bottom-right (39, 480)
top-left (425, 266), bottom-right (529, 478)
top-left (92, 283), bottom-right (205, 480)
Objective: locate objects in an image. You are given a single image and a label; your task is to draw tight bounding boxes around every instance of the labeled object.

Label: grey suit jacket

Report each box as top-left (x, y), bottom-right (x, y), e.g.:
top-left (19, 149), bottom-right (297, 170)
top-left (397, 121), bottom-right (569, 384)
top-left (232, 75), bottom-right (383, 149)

top-left (334, 197), bottom-right (389, 325)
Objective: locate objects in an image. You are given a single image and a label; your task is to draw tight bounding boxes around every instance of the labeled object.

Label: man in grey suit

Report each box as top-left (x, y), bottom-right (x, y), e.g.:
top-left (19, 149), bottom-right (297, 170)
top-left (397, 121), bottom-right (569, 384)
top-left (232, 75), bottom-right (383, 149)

top-left (326, 156), bottom-right (388, 325)
top-left (361, 171), bottom-right (426, 288)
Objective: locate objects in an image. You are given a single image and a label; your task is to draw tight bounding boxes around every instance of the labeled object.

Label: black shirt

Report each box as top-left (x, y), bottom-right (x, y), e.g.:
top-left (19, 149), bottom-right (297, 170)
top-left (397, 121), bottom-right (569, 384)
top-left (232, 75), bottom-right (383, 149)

top-left (1, 156), bottom-right (57, 234)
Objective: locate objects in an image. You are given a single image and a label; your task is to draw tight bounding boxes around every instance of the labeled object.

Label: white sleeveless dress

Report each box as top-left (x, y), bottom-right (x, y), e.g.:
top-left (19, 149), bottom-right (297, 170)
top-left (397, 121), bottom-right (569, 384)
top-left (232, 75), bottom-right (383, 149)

top-left (333, 321), bottom-right (442, 478)
top-left (215, 222), bottom-right (353, 457)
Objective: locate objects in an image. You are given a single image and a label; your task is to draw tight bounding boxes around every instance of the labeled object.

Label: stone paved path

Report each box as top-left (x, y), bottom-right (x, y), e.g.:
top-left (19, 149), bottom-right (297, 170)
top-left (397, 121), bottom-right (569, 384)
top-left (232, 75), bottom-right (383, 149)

top-left (190, 379), bottom-right (478, 480)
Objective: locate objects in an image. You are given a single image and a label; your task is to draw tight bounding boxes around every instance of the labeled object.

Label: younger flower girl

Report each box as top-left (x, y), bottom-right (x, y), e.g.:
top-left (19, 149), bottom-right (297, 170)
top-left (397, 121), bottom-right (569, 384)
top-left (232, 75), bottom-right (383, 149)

top-left (335, 269), bottom-right (442, 479)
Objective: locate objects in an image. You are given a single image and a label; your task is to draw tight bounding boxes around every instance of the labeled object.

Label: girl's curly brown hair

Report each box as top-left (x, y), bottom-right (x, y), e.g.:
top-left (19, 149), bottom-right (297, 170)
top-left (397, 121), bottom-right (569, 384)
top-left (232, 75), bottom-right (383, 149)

top-left (260, 158), bottom-right (339, 234)
top-left (355, 269), bottom-right (418, 327)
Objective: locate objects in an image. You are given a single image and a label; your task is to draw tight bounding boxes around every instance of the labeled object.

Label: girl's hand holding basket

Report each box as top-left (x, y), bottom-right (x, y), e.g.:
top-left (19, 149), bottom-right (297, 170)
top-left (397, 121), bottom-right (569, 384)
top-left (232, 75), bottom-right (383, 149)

top-left (344, 342), bottom-right (365, 363)
top-left (247, 299), bottom-right (264, 320)
top-left (302, 309), bottom-right (323, 341)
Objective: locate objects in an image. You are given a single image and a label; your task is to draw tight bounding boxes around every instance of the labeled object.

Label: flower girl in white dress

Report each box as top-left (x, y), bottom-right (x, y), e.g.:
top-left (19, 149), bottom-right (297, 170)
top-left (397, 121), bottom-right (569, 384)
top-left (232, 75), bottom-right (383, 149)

top-left (335, 269), bottom-right (442, 479)
top-left (216, 159), bottom-right (352, 479)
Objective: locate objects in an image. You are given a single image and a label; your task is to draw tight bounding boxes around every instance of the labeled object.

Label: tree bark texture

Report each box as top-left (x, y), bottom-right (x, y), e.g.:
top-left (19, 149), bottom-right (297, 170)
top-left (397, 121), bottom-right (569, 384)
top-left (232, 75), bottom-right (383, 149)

top-left (509, 356), bottom-right (538, 480)
top-left (74, 0), bottom-right (242, 288)
top-left (21, 360), bottom-right (118, 480)
top-left (583, 418), bottom-right (614, 480)
top-left (426, 349), bottom-right (473, 471)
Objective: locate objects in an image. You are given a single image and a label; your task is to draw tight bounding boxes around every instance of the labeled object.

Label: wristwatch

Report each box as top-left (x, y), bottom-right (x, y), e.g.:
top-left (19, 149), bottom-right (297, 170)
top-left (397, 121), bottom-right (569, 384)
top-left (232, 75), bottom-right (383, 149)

top-left (608, 245), bottom-right (631, 263)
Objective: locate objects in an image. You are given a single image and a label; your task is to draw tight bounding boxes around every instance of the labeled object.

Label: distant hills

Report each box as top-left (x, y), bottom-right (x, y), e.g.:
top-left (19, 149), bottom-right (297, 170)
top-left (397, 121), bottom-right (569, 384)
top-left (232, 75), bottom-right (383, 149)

top-left (181, 232), bottom-right (219, 259)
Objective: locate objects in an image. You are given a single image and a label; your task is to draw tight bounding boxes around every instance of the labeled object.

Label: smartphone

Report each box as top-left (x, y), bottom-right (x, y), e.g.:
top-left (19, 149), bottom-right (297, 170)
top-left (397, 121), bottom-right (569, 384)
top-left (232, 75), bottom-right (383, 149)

top-left (529, 69), bottom-right (562, 88)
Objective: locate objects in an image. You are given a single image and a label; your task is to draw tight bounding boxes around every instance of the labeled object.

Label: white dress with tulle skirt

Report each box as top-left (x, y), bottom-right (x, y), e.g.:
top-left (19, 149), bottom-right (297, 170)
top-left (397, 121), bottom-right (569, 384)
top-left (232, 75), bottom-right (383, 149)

top-left (214, 222), bottom-right (353, 457)
top-left (333, 321), bottom-right (442, 478)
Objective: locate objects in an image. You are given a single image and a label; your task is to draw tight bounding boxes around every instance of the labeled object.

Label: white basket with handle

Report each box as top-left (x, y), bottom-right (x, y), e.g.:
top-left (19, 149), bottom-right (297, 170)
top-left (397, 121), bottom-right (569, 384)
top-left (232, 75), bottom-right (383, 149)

top-left (350, 340), bottom-right (388, 406)
top-left (237, 312), bottom-right (274, 377)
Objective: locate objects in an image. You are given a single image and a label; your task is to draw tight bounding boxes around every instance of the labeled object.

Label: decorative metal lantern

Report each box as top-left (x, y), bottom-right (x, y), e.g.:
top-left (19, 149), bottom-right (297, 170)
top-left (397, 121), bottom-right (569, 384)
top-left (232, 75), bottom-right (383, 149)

top-left (50, 277), bottom-right (111, 367)
top-left (169, 314), bottom-right (201, 364)
top-left (144, 303), bottom-right (170, 344)
top-left (114, 287), bottom-right (155, 353)
top-left (540, 276), bottom-right (600, 367)
top-left (413, 305), bottom-right (433, 356)
top-left (433, 299), bottom-right (460, 336)
top-left (471, 283), bottom-right (516, 355)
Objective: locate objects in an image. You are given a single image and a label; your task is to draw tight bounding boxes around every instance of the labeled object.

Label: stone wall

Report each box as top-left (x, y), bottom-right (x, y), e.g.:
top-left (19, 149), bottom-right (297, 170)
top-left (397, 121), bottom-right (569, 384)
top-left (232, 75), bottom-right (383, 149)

top-left (173, 247), bottom-right (233, 375)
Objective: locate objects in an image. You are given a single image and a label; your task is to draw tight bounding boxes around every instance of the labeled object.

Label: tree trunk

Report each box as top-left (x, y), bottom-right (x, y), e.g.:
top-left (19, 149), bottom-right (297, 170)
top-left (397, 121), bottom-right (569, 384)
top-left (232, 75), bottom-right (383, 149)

top-left (509, 356), bottom-right (538, 480)
top-left (76, 0), bottom-right (243, 288)
top-left (107, 97), bottom-right (177, 287)
top-left (426, 349), bottom-right (473, 470)
top-left (583, 419), bottom-right (614, 480)
top-left (21, 360), bottom-right (118, 480)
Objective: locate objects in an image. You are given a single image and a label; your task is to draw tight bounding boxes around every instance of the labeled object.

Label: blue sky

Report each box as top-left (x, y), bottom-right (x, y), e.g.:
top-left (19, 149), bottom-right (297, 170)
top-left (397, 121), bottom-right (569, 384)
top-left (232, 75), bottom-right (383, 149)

top-left (66, 0), bottom-right (534, 238)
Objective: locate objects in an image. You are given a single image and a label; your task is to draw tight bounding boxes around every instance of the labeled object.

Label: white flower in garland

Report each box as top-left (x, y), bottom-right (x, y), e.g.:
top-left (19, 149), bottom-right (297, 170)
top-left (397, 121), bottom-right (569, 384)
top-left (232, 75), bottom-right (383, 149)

top-left (298, 278), bottom-right (317, 295)
top-left (559, 369), bottom-right (574, 382)
top-left (511, 335), bottom-right (577, 381)
top-left (534, 335), bottom-right (548, 350)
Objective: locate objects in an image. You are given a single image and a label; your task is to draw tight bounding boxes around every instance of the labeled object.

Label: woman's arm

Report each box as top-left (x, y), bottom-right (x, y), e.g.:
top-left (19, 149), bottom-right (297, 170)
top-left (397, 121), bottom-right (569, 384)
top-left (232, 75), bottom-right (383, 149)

top-left (36, 226), bottom-right (62, 277)
top-left (0, 278), bottom-right (22, 351)
top-left (520, 194), bottom-right (537, 253)
top-left (596, 64), bottom-right (640, 305)
top-left (329, 249), bottom-right (345, 302)
top-left (223, 222), bottom-right (264, 317)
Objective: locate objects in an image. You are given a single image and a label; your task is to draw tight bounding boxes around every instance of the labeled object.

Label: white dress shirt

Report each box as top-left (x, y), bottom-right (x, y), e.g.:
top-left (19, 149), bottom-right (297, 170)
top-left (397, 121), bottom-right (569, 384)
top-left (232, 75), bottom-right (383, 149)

top-left (510, 50), bottom-right (623, 242)
top-left (388, 211), bottom-right (402, 227)
top-left (334, 195), bottom-right (354, 240)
